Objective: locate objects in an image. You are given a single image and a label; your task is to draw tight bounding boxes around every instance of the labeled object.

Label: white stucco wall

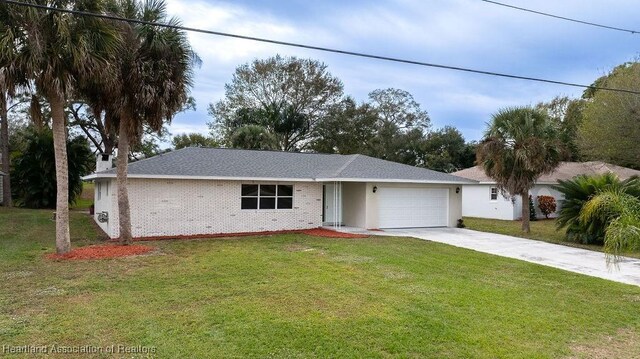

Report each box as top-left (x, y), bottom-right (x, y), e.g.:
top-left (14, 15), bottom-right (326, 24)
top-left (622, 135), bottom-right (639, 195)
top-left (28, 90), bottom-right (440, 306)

top-left (341, 182), bottom-right (367, 228)
top-left (93, 179), bottom-right (115, 236)
top-left (461, 184), bottom-right (517, 220)
top-left (530, 184), bottom-right (564, 219)
top-left (100, 179), bottom-right (323, 239)
top-left (461, 183), bottom-right (564, 220)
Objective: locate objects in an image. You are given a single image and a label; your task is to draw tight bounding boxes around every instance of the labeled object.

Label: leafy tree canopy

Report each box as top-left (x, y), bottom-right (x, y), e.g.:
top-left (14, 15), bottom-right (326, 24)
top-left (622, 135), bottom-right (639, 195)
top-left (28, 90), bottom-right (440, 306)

top-left (10, 129), bottom-right (92, 208)
top-left (172, 132), bottom-right (218, 149)
top-left (578, 62), bottom-right (640, 169)
top-left (208, 55), bottom-right (343, 150)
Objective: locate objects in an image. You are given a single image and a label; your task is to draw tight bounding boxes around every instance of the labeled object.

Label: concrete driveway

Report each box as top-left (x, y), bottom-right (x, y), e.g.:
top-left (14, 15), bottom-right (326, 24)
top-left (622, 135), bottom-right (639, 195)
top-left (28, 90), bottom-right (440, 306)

top-left (360, 227), bottom-right (640, 287)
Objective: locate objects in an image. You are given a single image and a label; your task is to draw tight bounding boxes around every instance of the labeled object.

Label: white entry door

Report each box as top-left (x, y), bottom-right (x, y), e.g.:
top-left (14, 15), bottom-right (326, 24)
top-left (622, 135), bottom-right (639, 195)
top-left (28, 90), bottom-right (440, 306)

top-left (378, 187), bottom-right (449, 228)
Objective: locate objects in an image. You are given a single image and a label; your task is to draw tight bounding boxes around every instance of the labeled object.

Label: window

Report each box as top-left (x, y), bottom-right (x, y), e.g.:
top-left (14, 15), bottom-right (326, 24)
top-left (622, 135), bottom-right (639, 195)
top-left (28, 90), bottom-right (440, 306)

top-left (97, 182), bottom-right (102, 201)
top-left (241, 184), bottom-right (293, 210)
top-left (490, 187), bottom-right (498, 201)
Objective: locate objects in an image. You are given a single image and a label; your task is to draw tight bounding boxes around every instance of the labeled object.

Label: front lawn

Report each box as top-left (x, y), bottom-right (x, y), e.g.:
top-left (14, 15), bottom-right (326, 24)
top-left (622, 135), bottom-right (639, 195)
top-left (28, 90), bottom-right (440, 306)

top-left (2, 208), bottom-right (640, 358)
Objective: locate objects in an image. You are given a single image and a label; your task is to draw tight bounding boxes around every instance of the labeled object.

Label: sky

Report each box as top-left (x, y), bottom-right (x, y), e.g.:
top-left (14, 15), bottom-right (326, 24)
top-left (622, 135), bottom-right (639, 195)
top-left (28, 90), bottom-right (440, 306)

top-left (164, 0), bottom-right (640, 143)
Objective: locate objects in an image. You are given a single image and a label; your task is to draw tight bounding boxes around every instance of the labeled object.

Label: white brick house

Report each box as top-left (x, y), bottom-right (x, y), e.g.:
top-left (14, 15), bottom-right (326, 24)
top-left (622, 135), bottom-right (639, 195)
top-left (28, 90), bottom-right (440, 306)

top-left (85, 148), bottom-right (473, 239)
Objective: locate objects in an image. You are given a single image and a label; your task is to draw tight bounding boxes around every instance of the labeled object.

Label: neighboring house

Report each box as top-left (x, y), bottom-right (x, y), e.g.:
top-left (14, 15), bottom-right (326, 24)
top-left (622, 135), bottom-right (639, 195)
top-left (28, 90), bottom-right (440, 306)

top-left (84, 147), bottom-right (473, 239)
top-left (453, 161), bottom-right (640, 220)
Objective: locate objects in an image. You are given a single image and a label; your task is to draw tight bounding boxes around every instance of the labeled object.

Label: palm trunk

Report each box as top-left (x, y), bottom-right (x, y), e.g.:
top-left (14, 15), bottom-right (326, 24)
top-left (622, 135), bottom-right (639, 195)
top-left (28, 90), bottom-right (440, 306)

top-left (1, 93), bottom-right (12, 207)
top-left (49, 93), bottom-right (71, 254)
top-left (117, 116), bottom-right (133, 244)
top-left (521, 192), bottom-right (530, 233)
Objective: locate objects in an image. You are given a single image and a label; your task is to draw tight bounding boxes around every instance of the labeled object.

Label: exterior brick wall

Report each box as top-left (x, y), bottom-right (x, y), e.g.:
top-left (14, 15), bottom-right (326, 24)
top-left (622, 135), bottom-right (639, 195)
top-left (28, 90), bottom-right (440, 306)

top-left (100, 178), bottom-right (323, 239)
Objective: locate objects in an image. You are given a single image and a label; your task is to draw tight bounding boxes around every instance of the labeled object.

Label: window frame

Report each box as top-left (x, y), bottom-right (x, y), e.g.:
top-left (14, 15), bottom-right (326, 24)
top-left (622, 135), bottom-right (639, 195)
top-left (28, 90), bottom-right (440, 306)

top-left (490, 186), bottom-right (498, 201)
top-left (241, 184), bottom-right (294, 210)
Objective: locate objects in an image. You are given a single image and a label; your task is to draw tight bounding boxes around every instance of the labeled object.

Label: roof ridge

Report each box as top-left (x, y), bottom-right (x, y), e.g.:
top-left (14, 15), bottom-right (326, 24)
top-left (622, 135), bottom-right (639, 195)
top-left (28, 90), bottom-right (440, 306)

top-left (328, 154), bottom-right (361, 178)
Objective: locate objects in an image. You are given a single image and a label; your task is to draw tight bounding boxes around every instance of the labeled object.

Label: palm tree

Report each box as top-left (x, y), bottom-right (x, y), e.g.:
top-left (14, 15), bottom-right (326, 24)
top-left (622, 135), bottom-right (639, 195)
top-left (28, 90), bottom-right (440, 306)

top-left (579, 189), bottom-right (640, 262)
top-left (553, 173), bottom-right (640, 244)
top-left (11, 0), bottom-right (119, 253)
top-left (477, 107), bottom-right (564, 232)
top-left (103, 0), bottom-right (197, 244)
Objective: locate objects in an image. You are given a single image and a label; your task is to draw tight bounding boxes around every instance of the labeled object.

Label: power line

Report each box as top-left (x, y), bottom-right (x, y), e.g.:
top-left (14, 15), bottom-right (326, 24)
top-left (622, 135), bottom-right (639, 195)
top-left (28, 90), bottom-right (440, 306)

top-left (5, 0), bottom-right (640, 95)
top-left (482, 0), bottom-right (639, 35)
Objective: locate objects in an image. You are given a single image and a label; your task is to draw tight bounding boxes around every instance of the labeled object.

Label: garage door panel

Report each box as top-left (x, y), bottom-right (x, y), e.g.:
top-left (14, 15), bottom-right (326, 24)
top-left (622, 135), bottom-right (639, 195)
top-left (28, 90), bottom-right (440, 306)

top-left (378, 187), bottom-right (448, 228)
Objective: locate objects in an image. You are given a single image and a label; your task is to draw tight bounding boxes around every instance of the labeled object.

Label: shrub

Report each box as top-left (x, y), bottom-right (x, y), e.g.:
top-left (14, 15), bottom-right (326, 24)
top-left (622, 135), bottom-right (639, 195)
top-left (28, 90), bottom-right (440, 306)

top-left (537, 195), bottom-right (557, 219)
top-left (579, 189), bottom-right (640, 260)
top-left (10, 129), bottom-right (93, 208)
top-left (528, 195), bottom-right (537, 221)
top-left (553, 173), bottom-right (640, 244)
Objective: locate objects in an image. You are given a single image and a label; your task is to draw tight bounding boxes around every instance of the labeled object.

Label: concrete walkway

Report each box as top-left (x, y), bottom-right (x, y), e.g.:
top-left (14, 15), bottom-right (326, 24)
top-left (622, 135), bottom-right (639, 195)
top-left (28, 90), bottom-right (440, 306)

top-left (331, 226), bottom-right (640, 287)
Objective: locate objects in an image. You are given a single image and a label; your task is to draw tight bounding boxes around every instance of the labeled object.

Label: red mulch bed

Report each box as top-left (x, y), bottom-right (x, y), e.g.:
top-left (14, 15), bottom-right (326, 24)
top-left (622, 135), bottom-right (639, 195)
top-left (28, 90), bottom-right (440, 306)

top-left (46, 244), bottom-right (155, 260)
top-left (301, 228), bottom-right (369, 238)
top-left (104, 227), bottom-right (369, 242)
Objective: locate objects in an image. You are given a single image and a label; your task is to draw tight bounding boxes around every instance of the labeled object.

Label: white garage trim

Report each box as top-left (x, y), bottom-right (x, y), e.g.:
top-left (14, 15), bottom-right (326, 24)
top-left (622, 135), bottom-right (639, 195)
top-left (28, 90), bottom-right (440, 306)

top-left (377, 187), bottom-right (449, 228)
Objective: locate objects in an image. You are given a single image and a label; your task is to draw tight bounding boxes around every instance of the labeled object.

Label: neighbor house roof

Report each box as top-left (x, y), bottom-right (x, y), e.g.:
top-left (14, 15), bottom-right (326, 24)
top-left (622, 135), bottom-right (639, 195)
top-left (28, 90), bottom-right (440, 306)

top-left (452, 161), bottom-right (640, 184)
top-left (85, 147), bottom-right (474, 184)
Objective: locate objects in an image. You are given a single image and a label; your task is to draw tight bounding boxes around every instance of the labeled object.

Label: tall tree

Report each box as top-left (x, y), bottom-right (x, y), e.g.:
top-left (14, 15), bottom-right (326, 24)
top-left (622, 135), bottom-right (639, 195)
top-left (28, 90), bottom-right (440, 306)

top-left (11, 129), bottom-right (92, 208)
top-left (230, 125), bottom-right (278, 150)
top-left (310, 97), bottom-right (378, 154)
top-left (11, 0), bottom-right (118, 253)
top-left (368, 88), bottom-right (431, 132)
top-left (208, 55), bottom-right (343, 150)
top-left (103, 0), bottom-right (197, 244)
top-left (477, 107), bottom-right (564, 232)
top-left (0, 4), bottom-right (27, 207)
top-left (423, 126), bottom-right (476, 173)
top-left (172, 132), bottom-right (218, 149)
top-left (536, 95), bottom-right (585, 161)
top-left (579, 62), bottom-right (640, 169)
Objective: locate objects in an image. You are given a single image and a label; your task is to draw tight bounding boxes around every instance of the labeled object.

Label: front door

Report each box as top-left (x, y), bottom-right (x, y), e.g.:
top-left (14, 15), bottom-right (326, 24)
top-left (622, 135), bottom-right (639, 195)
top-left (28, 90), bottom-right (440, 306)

top-left (323, 183), bottom-right (342, 225)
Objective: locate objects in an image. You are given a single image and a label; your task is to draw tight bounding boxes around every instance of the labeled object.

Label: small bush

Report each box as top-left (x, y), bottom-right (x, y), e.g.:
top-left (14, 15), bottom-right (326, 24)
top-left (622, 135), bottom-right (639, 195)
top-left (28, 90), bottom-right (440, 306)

top-left (537, 195), bottom-right (557, 219)
top-left (529, 195), bottom-right (537, 221)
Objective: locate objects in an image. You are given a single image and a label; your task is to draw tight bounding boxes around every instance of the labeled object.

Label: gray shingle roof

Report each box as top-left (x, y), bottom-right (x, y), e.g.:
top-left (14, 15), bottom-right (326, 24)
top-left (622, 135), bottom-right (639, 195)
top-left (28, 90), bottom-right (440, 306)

top-left (95, 147), bottom-right (473, 183)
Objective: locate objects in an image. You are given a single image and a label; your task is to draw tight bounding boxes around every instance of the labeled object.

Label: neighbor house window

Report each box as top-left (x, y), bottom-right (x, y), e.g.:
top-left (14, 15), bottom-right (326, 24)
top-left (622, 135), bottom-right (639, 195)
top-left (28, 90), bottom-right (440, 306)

top-left (241, 184), bottom-right (293, 210)
top-left (490, 187), bottom-right (498, 201)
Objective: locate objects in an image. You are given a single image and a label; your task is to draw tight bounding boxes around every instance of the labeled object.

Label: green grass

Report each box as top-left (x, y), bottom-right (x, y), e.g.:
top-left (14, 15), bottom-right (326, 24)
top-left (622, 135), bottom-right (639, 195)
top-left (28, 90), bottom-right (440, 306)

top-left (462, 216), bottom-right (640, 258)
top-left (71, 182), bottom-right (94, 211)
top-left (2, 208), bottom-right (640, 358)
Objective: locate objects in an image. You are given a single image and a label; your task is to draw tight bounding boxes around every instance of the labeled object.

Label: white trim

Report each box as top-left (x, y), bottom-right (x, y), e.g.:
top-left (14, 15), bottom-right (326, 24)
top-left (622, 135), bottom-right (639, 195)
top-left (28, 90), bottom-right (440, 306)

top-left (315, 178), bottom-right (475, 184)
top-left (83, 173), bottom-right (477, 185)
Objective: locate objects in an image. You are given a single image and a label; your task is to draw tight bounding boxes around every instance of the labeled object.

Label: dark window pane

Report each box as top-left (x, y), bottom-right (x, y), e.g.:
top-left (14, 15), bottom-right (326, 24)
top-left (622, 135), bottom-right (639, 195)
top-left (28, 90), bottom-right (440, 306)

top-left (242, 184), bottom-right (259, 196)
top-left (277, 197), bottom-right (293, 209)
top-left (259, 197), bottom-right (276, 209)
top-left (278, 185), bottom-right (293, 196)
top-left (241, 197), bottom-right (258, 209)
top-left (260, 185), bottom-right (276, 196)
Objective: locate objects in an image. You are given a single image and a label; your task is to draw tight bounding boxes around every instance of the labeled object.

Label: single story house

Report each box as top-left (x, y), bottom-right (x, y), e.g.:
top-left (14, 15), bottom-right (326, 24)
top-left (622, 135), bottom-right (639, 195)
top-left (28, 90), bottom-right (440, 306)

top-left (452, 161), bottom-right (640, 220)
top-left (84, 147), bottom-right (474, 239)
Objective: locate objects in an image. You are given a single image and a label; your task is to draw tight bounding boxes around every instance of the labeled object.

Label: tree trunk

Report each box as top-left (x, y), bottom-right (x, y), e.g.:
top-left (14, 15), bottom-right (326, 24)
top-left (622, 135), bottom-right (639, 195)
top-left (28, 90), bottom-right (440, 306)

top-left (117, 116), bottom-right (133, 245)
top-left (521, 192), bottom-right (530, 233)
top-left (1, 93), bottom-right (12, 207)
top-left (49, 93), bottom-right (71, 254)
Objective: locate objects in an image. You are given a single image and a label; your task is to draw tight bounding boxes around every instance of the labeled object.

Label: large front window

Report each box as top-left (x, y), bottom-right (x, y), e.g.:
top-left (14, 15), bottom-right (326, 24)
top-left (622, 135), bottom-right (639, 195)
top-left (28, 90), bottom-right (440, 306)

top-left (241, 184), bottom-right (293, 210)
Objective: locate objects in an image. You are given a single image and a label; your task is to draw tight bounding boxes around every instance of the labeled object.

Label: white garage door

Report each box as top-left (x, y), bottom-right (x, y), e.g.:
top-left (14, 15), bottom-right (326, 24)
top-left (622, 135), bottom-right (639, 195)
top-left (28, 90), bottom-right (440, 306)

top-left (378, 187), bottom-right (449, 228)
